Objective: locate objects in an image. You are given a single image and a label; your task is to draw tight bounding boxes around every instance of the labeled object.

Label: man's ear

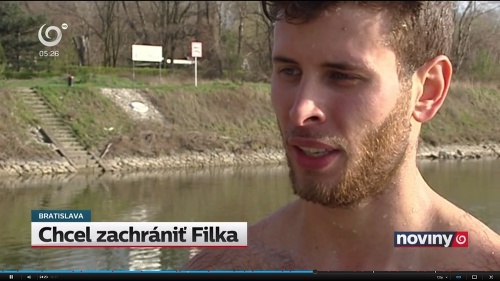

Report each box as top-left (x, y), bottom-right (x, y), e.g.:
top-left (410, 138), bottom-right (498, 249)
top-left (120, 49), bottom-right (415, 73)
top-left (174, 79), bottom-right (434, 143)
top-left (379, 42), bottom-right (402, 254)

top-left (412, 55), bottom-right (453, 123)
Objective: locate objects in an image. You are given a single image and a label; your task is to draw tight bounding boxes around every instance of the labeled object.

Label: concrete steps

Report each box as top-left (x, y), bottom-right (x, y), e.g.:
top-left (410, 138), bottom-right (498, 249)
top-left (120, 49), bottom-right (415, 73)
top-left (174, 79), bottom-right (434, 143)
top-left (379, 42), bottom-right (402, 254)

top-left (18, 87), bottom-right (108, 172)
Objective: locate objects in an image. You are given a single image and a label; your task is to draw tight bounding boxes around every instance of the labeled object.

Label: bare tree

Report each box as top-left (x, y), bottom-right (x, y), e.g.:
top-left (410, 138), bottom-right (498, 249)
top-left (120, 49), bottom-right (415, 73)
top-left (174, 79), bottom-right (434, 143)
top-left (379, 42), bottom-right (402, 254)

top-left (45, 1), bottom-right (127, 67)
top-left (72, 35), bottom-right (89, 66)
top-left (93, 1), bottom-right (127, 67)
top-left (242, 2), bottom-right (273, 80)
top-left (453, 1), bottom-right (500, 73)
top-left (148, 1), bottom-right (194, 63)
top-left (236, 2), bottom-right (248, 56)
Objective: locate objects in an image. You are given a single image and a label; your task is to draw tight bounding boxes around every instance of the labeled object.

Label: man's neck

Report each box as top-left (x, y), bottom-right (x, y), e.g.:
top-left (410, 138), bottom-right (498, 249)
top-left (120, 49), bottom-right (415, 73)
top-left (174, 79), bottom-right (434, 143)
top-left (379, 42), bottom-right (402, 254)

top-left (290, 160), bottom-right (436, 269)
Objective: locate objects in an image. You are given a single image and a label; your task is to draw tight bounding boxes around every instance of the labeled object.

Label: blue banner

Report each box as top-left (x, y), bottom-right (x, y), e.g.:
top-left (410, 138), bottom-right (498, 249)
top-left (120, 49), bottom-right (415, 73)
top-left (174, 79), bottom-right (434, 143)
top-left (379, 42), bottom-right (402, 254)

top-left (31, 210), bottom-right (91, 222)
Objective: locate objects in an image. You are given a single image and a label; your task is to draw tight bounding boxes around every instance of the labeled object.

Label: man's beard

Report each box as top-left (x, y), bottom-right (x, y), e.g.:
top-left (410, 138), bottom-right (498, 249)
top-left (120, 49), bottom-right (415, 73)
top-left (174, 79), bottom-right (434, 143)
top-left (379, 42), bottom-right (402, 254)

top-left (284, 93), bottom-right (412, 208)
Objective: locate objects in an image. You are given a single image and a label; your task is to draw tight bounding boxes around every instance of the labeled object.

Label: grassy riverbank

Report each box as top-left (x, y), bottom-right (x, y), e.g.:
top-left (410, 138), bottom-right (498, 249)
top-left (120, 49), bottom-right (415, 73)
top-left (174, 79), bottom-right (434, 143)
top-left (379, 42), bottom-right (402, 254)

top-left (0, 74), bottom-right (499, 163)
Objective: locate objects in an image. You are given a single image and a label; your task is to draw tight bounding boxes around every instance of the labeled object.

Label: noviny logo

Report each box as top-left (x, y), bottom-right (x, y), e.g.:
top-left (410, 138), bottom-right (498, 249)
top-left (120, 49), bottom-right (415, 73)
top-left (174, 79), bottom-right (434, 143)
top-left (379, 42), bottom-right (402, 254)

top-left (38, 24), bottom-right (62, 47)
top-left (394, 231), bottom-right (468, 247)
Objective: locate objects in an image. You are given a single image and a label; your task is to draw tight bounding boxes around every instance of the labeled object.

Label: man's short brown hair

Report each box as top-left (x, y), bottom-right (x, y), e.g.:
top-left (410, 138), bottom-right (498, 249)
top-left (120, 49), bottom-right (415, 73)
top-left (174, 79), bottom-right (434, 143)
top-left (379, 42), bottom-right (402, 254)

top-left (262, 1), bottom-right (455, 79)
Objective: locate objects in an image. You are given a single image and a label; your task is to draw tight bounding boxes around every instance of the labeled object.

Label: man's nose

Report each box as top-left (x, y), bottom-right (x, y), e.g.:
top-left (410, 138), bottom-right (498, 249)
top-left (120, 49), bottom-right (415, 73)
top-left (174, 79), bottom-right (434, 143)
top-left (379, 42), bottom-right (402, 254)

top-left (289, 95), bottom-right (326, 127)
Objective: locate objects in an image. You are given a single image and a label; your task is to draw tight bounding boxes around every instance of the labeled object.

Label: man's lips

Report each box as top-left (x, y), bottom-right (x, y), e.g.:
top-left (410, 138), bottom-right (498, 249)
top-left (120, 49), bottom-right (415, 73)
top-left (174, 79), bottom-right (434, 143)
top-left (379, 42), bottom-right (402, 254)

top-left (288, 137), bottom-right (342, 170)
top-left (288, 137), bottom-right (340, 150)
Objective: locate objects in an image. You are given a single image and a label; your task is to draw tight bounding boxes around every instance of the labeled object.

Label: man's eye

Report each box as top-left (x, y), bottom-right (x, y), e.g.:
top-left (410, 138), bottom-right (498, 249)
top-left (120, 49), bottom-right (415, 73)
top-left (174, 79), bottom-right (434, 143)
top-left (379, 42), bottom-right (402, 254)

top-left (279, 67), bottom-right (302, 76)
top-left (330, 72), bottom-right (357, 80)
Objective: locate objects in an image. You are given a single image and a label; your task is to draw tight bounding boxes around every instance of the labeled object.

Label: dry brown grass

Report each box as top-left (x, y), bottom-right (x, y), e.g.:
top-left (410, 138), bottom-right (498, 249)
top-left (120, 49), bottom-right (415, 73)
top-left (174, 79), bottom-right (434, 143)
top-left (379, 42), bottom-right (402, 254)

top-left (420, 82), bottom-right (500, 146)
top-left (104, 82), bottom-right (281, 157)
top-left (0, 90), bottom-right (53, 161)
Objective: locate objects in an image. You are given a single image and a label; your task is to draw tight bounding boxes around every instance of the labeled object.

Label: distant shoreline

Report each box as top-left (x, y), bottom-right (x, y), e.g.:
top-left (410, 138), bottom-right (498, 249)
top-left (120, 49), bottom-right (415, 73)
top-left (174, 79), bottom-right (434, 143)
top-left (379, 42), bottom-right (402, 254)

top-left (2, 80), bottom-right (499, 179)
top-left (0, 144), bottom-right (498, 178)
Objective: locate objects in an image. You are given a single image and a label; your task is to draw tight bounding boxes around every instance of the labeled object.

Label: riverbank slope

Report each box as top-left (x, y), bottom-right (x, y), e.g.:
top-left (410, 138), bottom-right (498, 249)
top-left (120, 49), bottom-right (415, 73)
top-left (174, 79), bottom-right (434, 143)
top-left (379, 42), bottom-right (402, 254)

top-left (0, 77), bottom-right (499, 176)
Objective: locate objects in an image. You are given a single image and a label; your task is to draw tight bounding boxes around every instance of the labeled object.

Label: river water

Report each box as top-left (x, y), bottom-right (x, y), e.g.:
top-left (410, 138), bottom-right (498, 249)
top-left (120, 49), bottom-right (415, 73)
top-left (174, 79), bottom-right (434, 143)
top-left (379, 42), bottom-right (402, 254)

top-left (1, 160), bottom-right (499, 270)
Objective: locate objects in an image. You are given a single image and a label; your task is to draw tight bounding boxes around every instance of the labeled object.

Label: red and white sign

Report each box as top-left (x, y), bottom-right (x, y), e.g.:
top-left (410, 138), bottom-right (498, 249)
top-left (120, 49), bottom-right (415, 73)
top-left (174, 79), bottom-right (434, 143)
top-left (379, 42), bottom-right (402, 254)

top-left (191, 41), bottom-right (202, 58)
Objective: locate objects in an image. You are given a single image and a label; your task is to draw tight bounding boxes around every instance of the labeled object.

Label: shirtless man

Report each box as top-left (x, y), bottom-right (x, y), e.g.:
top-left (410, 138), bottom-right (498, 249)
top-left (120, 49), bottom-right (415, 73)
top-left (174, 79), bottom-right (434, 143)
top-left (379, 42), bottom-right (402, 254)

top-left (183, 1), bottom-right (500, 271)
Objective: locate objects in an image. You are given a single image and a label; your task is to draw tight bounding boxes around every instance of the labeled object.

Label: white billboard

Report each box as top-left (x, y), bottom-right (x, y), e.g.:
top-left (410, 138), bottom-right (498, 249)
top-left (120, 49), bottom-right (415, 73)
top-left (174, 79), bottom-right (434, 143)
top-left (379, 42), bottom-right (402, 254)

top-left (132, 44), bottom-right (163, 62)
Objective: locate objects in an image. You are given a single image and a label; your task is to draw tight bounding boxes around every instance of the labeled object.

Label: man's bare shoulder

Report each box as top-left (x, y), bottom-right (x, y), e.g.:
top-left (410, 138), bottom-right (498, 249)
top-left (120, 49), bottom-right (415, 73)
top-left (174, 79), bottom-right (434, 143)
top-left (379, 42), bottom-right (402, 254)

top-left (433, 196), bottom-right (500, 270)
top-left (462, 218), bottom-right (500, 270)
top-left (180, 238), bottom-right (296, 270)
top-left (181, 247), bottom-right (255, 270)
top-left (182, 204), bottom-right (299, 270)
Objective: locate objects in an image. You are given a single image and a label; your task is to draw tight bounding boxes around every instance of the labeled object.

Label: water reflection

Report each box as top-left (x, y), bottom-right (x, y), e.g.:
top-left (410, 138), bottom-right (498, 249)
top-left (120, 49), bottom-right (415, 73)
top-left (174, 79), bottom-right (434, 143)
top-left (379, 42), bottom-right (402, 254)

top-left (417, 159), bottom-right (500, 229)
top-left (127, 206), bottom-right (162, 271)
top-left (0, 161), bottom-right (499, 270)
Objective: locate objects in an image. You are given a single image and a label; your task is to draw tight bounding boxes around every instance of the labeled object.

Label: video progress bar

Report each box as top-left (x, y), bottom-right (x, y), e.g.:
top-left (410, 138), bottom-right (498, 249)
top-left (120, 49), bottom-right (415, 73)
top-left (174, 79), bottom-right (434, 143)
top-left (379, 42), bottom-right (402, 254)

top-left (0, 271), bottom-right (497, 280)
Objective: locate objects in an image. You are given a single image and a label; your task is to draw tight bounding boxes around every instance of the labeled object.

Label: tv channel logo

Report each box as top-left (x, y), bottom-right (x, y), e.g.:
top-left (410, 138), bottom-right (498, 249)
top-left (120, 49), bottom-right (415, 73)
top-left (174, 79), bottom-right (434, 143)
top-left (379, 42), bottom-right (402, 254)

top-left (394, 231), bottom-right (468, 247)
top-left (38, 23), bottom-right (68, 47)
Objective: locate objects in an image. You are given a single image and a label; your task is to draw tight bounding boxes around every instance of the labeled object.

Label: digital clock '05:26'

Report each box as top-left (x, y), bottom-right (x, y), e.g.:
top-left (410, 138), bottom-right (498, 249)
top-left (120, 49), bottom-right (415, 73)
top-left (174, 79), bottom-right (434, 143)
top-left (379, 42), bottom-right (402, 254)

top-left (39, 50), bottom-right (59, 57)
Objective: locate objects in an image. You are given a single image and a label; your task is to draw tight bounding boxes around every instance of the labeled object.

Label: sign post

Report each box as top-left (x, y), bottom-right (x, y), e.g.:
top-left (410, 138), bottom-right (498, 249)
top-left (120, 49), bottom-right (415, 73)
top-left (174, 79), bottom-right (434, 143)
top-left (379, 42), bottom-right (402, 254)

top-left (191, 41), bottom-right (202, 87)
